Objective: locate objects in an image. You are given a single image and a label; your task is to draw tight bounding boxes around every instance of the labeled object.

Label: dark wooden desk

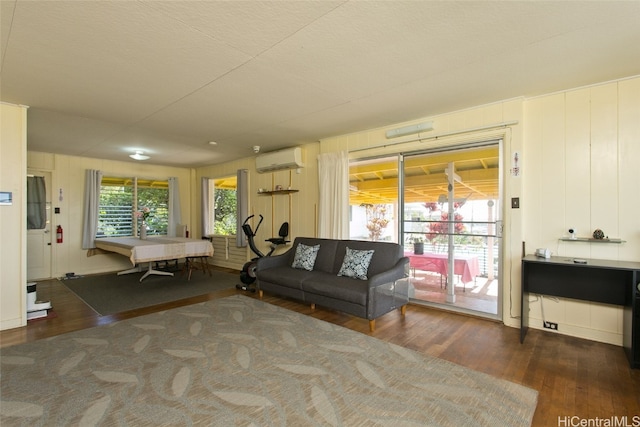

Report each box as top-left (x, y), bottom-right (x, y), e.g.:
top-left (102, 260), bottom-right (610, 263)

top-left (520, 255), bottom-right (640, 369)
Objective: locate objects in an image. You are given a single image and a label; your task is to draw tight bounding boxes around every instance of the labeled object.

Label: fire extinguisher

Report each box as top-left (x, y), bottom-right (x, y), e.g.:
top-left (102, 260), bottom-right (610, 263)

top-left (56, 225), bottom-right (63, 243)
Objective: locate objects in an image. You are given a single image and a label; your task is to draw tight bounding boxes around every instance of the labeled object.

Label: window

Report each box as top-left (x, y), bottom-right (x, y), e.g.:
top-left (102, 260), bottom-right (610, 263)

top-left (27, 176), bottom-right (47, 229)
top-left (98, 177), bottom-right (169, 237)
top-left (209, 175), bottom-right (237, 236)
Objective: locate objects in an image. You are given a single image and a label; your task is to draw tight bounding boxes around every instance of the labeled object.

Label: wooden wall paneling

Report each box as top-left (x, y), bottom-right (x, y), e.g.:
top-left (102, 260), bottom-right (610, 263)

top-left (210, 236), bottom-right (246, 270)
top-left (589, 83), bottom-right (619, 260)
top-left (270, 142), bottom-right (318, 241)
top-left (522, 96), bottom-right (564, 332)
top-left (539, 93), bottom-right (566, 250)
top-left (588, 303), bottom-right (623, 340)
top-left (618, 78), bottom-right (640, 261)
top-left (564, 299), bottom-right (590, 336)
top-left (562, 88), bottom-right (592, 259)
top-left (0, 103), bottom-right (27, 330)
top-left (27, 151), bottom-right (55, 170)
top-left (523, 97), bottom-right (544, 250)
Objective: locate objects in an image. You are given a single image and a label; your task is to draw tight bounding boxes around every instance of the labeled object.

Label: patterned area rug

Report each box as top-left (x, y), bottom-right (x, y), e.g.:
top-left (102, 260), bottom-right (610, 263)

top-left (61, 268), bottom-right (239, 315)
top-left (1, 295), bottom-right (537, 426)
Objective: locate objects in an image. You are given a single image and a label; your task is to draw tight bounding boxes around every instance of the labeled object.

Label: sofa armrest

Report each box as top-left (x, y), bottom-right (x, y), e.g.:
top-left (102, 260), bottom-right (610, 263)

top-left (256, 250), bottom-right (292, 271)
top-left (366, 257), bottom-right (410, 320)
top-left (367, 257), bottom-right (409, 288)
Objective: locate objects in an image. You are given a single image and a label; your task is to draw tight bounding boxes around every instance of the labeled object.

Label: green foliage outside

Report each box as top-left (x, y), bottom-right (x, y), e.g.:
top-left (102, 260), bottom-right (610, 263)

top-left (214, 188), bottom-right (237, 235)
top-left (99, 184), bottom-right (169, 236)
top-left (138, 187), bottom-right (169, 235)
top-left (100, 180), bottom-right (238, 237)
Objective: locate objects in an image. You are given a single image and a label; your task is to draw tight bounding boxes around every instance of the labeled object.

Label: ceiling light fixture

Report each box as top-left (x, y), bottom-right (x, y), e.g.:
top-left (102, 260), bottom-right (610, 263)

top-left (129, 150), bottom-right (150, 161)
top-left (208, 141), bottom-right (218, 146)
top-left (385, 121), bottom-right (434, 139)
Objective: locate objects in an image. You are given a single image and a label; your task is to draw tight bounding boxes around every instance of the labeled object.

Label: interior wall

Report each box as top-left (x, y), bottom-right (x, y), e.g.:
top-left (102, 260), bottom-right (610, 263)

top-left (26, 152), bottom-right (194, 278)
top-left (195, 143), bottom-right (320, 270)
top-left (318, 76), bottom-right (640, 346)
top-left (319, 99), bottom-right (525, 331)
top-left (522, 77), bottom-right (640, 345)
top-left (0, 103), bottom-right (28, 330)
top-left (4, 77), bottom-right (637, 343)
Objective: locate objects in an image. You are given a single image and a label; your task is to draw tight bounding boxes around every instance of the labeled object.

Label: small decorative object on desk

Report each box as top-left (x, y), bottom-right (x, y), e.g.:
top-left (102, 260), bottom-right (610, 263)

top-left (592, 228), bottom-right (605, 240)
top-left (135, 207), bottom-right (152, 240)
top-left (275, 185), bottom-right (283, 191)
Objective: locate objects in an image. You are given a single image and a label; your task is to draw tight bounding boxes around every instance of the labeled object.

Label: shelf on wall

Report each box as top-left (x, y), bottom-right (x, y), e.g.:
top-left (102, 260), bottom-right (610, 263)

top-left (559, 237), bottom-right (626, 244)
top-left (257, 189), bottom-right (299, 195)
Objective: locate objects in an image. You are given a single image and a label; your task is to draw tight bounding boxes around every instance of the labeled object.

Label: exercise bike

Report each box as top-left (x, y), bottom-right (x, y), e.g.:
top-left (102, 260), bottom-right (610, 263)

top-left (236, 214), bottom-right (289, 292)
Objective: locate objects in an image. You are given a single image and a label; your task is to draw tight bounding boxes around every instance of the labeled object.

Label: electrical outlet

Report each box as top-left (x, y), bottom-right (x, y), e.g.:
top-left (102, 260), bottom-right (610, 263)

top-left (543, 321), bottom-right (558, 331)
top-left (511, 197), bottom-right (520, 209)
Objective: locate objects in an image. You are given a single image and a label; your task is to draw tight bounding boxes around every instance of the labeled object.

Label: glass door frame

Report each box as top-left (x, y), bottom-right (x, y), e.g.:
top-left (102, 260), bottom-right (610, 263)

top-left (398, 139), bottom-right (504, 321)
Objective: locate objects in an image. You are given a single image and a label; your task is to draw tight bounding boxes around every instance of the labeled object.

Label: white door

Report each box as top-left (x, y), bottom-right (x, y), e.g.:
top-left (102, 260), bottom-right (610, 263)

top-left (27, 171), bottom-right (52, 280)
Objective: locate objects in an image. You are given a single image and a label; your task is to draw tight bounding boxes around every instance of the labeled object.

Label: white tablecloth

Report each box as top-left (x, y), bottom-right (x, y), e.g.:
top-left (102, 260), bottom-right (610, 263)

top-left (95, 236), bottom-right (214, 266)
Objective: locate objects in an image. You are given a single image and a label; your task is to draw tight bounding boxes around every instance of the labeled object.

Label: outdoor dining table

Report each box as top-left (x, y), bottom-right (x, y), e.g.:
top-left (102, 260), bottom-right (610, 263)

top-left (405, 251), bottom-right (480, 290)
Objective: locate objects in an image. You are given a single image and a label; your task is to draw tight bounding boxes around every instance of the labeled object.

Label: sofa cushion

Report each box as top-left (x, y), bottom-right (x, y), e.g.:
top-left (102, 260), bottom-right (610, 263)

top-left (337, 247), bottom-right (375, 280)
top-left (291, 243), bottom-right (320, 271)
top-left (333, 240), bottom-right (402, 277)
top-left (302, 272), bottom-right (370, 306)
top-left (293, 238), bottom-right (338, 273)
top-left (257, 266), bottom-right (312, 290)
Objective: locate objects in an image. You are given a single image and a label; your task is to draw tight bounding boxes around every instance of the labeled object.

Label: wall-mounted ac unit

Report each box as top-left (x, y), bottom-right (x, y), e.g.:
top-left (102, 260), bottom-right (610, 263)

top-left (255, 147), bottom-right (304, 173)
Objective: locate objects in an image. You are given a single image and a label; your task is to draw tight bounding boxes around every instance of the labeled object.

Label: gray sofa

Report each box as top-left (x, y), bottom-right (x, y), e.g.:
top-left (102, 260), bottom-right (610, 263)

top-left (256, 237), bottom-right (410, 331)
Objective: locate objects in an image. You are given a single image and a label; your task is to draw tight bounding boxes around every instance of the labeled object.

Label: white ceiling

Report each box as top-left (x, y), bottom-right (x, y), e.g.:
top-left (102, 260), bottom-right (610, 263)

top-left (2, 1), bottom-right (639, 168)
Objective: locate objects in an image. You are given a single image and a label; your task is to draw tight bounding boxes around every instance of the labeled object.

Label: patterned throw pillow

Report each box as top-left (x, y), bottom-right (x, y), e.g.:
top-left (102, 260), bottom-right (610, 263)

top-left (291, 243), bottom-right (320, 271)
top-left (337, 247), bottom-right (375, 280)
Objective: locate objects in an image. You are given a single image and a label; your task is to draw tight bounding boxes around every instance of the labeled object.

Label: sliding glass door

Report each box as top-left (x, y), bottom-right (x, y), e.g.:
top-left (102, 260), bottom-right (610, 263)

top-left (348, 142), bottom-right (502, 318)
top-left (349, 156), bottom-right (399, 243)
top-left (402, 143), bottom-right (502, 317)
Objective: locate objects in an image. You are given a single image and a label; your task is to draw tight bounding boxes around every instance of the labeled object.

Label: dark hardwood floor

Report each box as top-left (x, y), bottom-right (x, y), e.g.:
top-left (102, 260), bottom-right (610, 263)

top-left (2, 268), bottom-right (639, 426)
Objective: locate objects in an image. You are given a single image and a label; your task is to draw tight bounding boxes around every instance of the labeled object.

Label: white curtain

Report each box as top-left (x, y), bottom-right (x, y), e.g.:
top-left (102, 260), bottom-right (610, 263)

top-left (82, 169), bottom-right (103, 249)
top-left (236, 169), bottom-right (249, 247)
top-left (317, 151), bottom-right (349, 239)
top-left (201, 177), bottom-right (212, 237)
top-left (167, 177), bottom-right (181, 238)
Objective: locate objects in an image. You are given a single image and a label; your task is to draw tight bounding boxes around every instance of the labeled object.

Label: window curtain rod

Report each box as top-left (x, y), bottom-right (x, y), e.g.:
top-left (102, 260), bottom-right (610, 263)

top-left (350, 120), bottom-right (518, 154)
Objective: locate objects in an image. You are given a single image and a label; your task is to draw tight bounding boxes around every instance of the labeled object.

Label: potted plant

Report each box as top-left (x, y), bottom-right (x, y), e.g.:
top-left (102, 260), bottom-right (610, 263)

top-left (412, 236), bottom-right (424, 255)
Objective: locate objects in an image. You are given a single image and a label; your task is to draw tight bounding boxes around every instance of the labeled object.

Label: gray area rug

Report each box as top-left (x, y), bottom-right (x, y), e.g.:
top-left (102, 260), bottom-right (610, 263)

top-left (0, 295), bottom-right (537, 426)
top-left (61, 267), bottom-right (239, 315)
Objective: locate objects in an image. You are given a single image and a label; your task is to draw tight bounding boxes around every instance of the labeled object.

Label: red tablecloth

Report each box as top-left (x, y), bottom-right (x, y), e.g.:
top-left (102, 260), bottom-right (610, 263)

top-left (405, 252), bottom-right (479, 283)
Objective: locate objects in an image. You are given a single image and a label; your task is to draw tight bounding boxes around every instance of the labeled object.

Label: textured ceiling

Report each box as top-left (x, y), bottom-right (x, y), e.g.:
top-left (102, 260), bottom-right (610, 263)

top-left (1, 1), bottom-right (639, 168)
